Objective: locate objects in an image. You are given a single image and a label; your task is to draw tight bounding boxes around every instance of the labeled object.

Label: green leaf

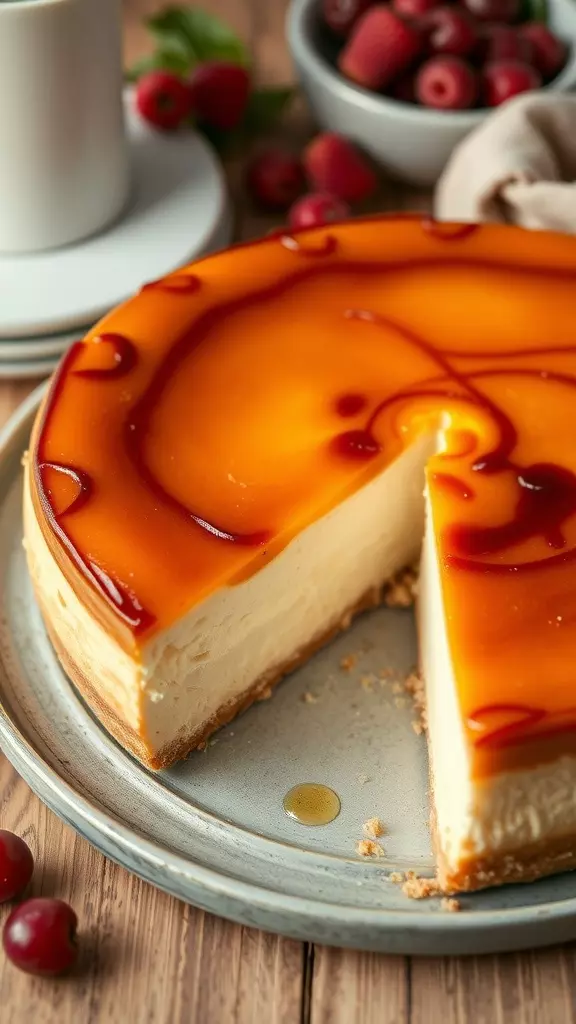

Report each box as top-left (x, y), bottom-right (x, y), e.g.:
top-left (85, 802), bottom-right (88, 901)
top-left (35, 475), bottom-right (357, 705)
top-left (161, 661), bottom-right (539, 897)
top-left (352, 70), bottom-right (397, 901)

top-left (522, 0), bottom-right (547, 21)
top-left (146, 7), bottom-right (249, 69)
top-left (125, 48), bottom-right (192, 83)
top-left (243, 87), bottom-right (295, 136)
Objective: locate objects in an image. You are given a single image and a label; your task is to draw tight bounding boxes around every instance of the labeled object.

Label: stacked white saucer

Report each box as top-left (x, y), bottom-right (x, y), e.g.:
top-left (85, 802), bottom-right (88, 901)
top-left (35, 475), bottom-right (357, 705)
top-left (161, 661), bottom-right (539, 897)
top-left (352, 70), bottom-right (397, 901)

top-left (0, 99), bottom-right (231, 380)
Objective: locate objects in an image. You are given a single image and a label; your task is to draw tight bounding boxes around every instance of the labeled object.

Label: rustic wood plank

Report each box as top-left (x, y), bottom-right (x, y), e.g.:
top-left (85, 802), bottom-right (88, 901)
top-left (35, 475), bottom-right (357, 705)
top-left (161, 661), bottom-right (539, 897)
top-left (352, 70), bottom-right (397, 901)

top-left (309, 944), bottom-right (408, 1024)
top-left (410, 949), bottom-right (576, 1024)
top-left (0, 750), bottom-right (303, 1024)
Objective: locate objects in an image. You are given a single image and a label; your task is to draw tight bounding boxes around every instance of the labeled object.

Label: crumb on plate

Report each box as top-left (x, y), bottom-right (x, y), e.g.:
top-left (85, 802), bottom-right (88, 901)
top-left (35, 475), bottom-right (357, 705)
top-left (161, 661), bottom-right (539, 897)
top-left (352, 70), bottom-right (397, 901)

top-left (356, 839), bottom-right (385, 858)
top-left (340, 654), bottom-right (357, 672)
top-left (363, 817), bottom-right (385, 838)
top-left (441, 897), bottom-right (461, 913)
top-left (401, 870), bottom-right (441, 900)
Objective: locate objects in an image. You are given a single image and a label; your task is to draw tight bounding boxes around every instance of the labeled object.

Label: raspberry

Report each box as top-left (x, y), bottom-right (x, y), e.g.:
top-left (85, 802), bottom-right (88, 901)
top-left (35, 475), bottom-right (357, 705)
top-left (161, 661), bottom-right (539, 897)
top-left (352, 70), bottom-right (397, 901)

top-left (339, 5), bottom-right (423, 90)
top-left (462, 0), bottom-right (520, 21)
top-left (304, 133), bottom-right (377, 203)
top-left (482, 59), bottom-right (541, 106)
top-left (135, 71), bottom-right (192, 131)
top-left (416, 56), bottom-right (478, 109)
top-left (246, 150), bottom-right (305, 211)
top-left (288, 193), bottom-right (351, 230)
top-left (476, 24), bottom-right (533, 65)
top-left (393, 0), bottom-right (440, 15)
top-left (323, 0), bottom-right (374, 37)
top-left (423, 7), bottom-right (477, 58)
top-left (519, 23), bottom-right (567, 80)
top-left (188, 62), bottom-right (250, 131)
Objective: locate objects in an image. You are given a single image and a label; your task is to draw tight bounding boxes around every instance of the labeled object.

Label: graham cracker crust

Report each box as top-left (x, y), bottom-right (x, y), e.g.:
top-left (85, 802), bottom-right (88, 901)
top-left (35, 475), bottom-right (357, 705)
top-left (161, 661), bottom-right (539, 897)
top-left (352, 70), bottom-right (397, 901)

top-left (37, 582), bottom-right (385, 771)
top-left (437, 828), bottom-right (576, 895)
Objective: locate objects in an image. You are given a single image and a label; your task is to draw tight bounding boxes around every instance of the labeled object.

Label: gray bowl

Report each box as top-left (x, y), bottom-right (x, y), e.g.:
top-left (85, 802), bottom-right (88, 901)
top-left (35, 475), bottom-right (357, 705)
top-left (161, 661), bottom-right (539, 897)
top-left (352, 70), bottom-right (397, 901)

top-left (287, 0), bottom-right (576, 187)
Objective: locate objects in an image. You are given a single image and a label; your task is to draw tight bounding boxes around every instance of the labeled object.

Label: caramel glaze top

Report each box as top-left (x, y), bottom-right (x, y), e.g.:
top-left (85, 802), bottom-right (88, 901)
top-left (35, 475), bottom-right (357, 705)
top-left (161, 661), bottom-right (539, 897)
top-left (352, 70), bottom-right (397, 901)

top-left (31, 214), bottom-right (576, 779)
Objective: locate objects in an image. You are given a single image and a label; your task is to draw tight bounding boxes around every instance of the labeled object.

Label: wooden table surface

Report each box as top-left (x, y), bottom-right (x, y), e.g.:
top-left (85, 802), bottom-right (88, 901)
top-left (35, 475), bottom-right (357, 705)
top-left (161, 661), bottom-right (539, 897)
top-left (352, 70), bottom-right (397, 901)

top-left (1, 2), bottom-right (576, 1021)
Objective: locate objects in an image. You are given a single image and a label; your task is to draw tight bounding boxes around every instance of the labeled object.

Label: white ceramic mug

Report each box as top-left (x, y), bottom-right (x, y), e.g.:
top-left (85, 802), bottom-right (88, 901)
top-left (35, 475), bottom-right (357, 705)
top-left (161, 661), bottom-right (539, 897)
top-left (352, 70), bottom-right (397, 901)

top-left (0, 0), bottom-right (130, 253)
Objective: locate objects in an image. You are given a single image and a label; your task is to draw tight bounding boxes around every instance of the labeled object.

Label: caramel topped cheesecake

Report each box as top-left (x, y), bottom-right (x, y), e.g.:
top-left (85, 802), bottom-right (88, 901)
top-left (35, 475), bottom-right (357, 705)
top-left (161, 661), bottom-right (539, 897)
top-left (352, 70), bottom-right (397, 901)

top-left (24, 214), bottom-right (576, 892)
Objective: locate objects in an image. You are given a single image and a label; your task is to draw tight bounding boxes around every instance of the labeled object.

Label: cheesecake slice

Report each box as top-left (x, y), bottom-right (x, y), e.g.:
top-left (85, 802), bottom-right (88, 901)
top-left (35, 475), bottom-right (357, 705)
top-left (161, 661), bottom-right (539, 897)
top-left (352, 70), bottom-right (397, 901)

top-left (24, 214), bottom-right (576, 892)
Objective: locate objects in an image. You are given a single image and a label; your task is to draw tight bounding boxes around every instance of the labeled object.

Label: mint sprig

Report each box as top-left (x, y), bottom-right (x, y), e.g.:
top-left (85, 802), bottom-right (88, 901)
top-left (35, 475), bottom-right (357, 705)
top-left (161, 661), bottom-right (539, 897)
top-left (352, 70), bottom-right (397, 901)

top-left (243, 87), bottom-right (295, 135)
top-left (146, 7), bottom-right (250, 67)
top-left (127, 5), bottom-right (295, 145)
top-left (522, 0), bottom-right (548, 21)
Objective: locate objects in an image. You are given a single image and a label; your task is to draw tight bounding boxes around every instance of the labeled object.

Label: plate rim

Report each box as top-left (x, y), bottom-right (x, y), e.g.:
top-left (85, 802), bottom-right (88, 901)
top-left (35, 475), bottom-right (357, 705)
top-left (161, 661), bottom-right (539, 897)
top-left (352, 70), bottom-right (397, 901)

top-left (2, 386), bottom-right (576, 953)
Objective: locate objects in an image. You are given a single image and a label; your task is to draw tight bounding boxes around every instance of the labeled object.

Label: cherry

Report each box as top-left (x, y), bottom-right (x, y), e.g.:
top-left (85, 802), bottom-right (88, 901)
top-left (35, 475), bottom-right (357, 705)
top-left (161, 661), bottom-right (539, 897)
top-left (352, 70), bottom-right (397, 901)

top-left (462, 0), bottom-right (520, 22)
top-left (3, 898), bottom-right (78, 976)
top-left (288, 192), bottom-right (351, 229)
top-left (188, 62), bottom-right (250, 131)
top-left (323, 0), bottom-right (374, 37)
top-left (417, 56), bottom-right (478, 110)
top-left (135, 71), bottom-right (192, 131)
top-left (483, 59), bottom-right (541, 107)
top-left (0, 830), bottom-right (34, 903)
top-left (246, 150), bottom-right (305, 211)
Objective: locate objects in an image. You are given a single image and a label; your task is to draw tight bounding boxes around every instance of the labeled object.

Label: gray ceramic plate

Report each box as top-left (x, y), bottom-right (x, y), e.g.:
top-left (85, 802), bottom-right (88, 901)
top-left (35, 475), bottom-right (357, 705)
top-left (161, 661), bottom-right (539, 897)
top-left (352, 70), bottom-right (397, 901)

top-left (2, 388), bottom-right (576, 955)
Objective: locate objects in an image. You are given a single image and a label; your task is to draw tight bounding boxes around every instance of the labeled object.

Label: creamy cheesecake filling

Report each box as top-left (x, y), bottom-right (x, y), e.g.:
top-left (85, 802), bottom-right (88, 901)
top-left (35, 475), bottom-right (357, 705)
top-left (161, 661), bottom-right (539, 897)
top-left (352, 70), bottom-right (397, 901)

top-left (25, 433), bottom-right (434, 759)
top-left (23, 464), bottom-right (142, 728)
top-left (422, 491), bottom-right (576, 877)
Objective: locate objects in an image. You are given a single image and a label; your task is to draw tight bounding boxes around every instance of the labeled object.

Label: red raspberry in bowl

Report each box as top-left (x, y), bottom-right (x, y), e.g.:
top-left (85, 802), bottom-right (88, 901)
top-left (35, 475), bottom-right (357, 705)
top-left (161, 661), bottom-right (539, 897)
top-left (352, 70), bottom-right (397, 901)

top-left (462, 0), bottom-right (520, 22)
top-left (339, 5), bottom-right (423, 90)
top-left (483, 60), bottom-right (541, 106)
top-left (288, 193), bottom-right (351, 230)
top-left (423, 7), bottom-right (477, 58)
top-left (519, 23), bottom-right (567, 80)
top-left (393, 0), bottom-right (440, 15)
top-left (323, 0), bottom-right (374, 38)
top-left (476, 24), bottom-right (534, 65)
top-left (416, 55), bottom-right (478, 110)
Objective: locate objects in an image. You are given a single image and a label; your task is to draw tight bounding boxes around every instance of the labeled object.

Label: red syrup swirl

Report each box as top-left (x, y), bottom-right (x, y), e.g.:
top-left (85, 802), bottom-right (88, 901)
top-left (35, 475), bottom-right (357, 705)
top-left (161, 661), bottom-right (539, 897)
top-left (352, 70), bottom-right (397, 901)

top-left (332, 429), bottom-right (381, 460)
top-left (34, 343), bottom-right (155, 634)
top-left (335, 393), bottom-right (368, 417)
top-left (38, 462), bottom-right (92, 516)
top-left (432, 473), bottom-right (474, 501)
top-left (280, 234), bottom-right (337, 257)
top-left (421, 218), bottom-right (479, 242)
top-left (141, 274), bottom-right (201, 294)
top-left (72, 333), bottom-right (137, 380)
top-left (467, 703), bottom-right (576, 750)
top-left (340, 309), bottom-right (576, 574)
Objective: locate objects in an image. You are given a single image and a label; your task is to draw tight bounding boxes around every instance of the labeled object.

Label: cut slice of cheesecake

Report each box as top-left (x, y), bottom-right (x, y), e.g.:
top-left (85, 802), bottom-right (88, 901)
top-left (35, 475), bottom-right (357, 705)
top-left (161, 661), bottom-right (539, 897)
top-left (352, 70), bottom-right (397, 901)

top-left (24, 429), bottom-right (434, 768)
top-left (24, 214), bottom-right (576, 892)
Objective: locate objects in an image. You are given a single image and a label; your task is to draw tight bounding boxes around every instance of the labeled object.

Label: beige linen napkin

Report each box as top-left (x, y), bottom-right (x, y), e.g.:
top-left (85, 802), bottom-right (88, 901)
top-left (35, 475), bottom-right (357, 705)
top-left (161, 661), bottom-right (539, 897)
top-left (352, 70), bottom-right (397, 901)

top-left (435, 92), bottom-right (576, 232)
